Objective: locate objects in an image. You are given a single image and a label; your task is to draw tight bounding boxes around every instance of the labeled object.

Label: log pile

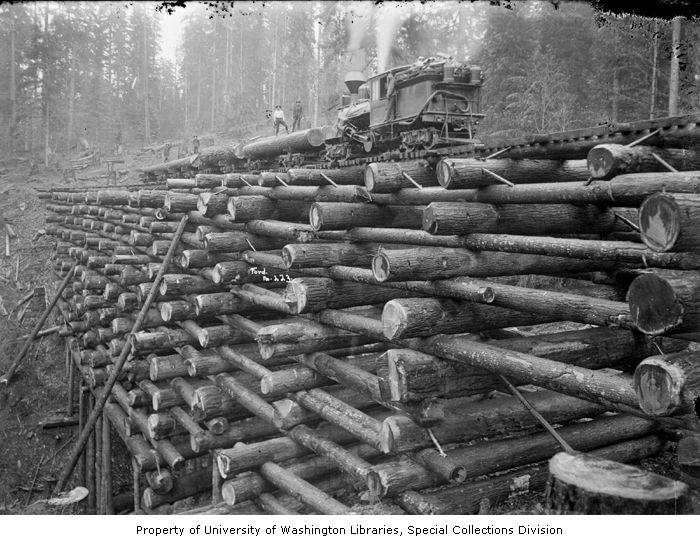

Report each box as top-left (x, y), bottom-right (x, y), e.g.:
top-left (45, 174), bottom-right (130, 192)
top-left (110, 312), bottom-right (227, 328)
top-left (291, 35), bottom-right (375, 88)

top-left (38, 127), bottom-right (700, 515)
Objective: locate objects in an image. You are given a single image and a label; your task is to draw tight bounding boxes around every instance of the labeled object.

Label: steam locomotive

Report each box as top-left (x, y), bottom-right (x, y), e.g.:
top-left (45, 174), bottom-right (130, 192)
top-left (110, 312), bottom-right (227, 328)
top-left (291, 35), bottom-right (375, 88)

top-left (235, 57), bottom-right (485, 170)
top-left (325, 57), bottom-right (485, 161)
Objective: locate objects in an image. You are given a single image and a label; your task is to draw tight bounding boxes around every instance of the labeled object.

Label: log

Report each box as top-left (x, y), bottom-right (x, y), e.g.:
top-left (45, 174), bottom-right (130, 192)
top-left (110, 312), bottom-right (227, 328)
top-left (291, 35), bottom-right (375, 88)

top-left (141, 469), bottom-right (210, 510)
top-left (638, 193), bottom-right (700, 252)
top-left (677, 434), bottom-right (700, 479)
top-left (282, 242), bottom-right (381, 269)
top-left (196, 192), bottom-right (229, 217)
top-left (287, 166), bottom-right (364, 186)
top-left (193, 291), bottom-right (254, 317)
top-left (396, 436), bottom-right (665, 515)
top-left (309, 203), bottom-right (424, 230)
top-left (328, 228), bottom-right (700, 269)
top-left (158, 274), bottom-right (218, 297)
top-left (587, 144), bottom-right (700, 179)
top-left (437, 158), bottom-right (588, 189)
top-left (364, 160), bottom-right (438, 193)
top-left (633, 349), bottom-right (700, 417)
top-left (204, 231), bottom-right (279, 253)
top-left (260, 352), bottom-right (383, 396)
top-left (387, 328), bottom-right (679, 403)
top-left (627, 269), bottom-right (700, 335)
top-left (381, 388), bottom-right (606, 454)
top-left (163, 193), bottom-right (199, 213)
top-left (382, 297), bottom-right (542, 339)
top-left (227, 196), bottom-right (310, 222)
top-left (241, 128), bottom-right (325, 160)
top-left (422, 202), bottom-right (632, 235)
top-left (545, 451), bottom-right (691, 514)
top-left (412, 335), bottom-right (641, 412)
top-left (259, 462), bottom-right (350, 514)
top-left (372, 247), bottom-right (614, 282)
top-left (414, 414), bottom-right (655, 492)
top-left (192, 143), bottom-right (242, 169)
top-left (215, 424), bottom-right (356, 477)
top-left (284, 277), bottom-right (412, 314)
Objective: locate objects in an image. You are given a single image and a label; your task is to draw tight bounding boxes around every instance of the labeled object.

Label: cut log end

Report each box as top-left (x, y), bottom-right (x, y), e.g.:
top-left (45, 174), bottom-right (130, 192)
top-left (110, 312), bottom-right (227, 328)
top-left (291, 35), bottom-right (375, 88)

top-left (436, 160), bottom-right (454, 188)
top-left (381, 300), bottom-right (408, 340)
top-left (627, 274), bottom-right (684, 335)
top-left (546, 451), bottom-right (691, 514)
top-left (309, 204), bottom-right (323, 231)
top-left (364, 164), bottom-right (379, 192)
top-left (281, 247), bottom-right (294, 269)
top-left (372, 253), bottom-right (392, 283)
top-left (639, 194), bottom-right (681, 252)
top-left (220, 481), bottom-right (236, 506)
top-left (366, 471), bottom-right (388, 498)
top-left (586, 146), bottom-right (616, 179)
top-left (634, 358), bottom-right (684, 416)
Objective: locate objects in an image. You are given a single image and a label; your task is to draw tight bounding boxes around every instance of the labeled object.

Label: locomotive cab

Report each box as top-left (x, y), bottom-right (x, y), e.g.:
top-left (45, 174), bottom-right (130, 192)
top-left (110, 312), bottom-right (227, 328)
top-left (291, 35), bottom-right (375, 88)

top-left (367, 58), bottom-right (485, 151)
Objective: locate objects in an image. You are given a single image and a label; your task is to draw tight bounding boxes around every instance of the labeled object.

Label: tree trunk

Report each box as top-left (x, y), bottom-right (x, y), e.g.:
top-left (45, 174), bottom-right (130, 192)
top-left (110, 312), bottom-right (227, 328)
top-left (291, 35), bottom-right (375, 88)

top-left (669, 17), bottom-right (683, 116)
top-left (650, 20), bottom-right (659, 118)
top-left (546, 451), bottom-right (691, 514)
top-left (7, 14), bottom-right (16, 148)
top-left (143, 25), bottom-right (150, 144)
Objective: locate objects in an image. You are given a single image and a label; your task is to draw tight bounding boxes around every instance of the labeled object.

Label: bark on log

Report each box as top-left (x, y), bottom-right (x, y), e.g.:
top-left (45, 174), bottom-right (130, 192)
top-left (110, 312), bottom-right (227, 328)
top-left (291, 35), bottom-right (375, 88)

top-left (372, 247), bottom-right (616, 282)
top-left (382, 297), bottom-right (543, 339)
top-left (634, 349), bottom-right (700, 417)
top-left (327, 228), bottom-right (700, 269)
top-left (381, 390), bottom-right (605, 454)
top-left (638, 193), bottom-right (700, 252)
top-left (368, 414), bottom-right (655, 497)
top-left (141, 469), bottom-right (210, 510)
top-left (241, 128), bottom-right (325, 160)
top-left (204, 232), bottom-right (279, 253)
top-left (282, 243), bottom-right (381, 269)
top-left (545, 451), bottom-right (691, 514)
top-left (422, 202), bottom-right (632, 235)
top-left (396, 436), bottom-right (665, 514)
top-left (227, 196), bottom-right (310, 223)
top-left (284, 277), bottom-right (412, 314)
top-left (309, 203), bottom-right (424, 230)
top-left (287, 166), bottom-right (364, 186)
top-left (588, 144), bottom-right (700, 179)
top-left (364, 160), bottom-right (438, 193)
top-left (437, 158), bottom-right (588, 189)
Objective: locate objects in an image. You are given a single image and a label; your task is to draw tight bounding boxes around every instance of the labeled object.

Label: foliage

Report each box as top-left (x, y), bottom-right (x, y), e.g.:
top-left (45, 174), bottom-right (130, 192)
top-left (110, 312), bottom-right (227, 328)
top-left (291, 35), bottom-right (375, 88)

top-left (0, 1), bottom-right (698, 158)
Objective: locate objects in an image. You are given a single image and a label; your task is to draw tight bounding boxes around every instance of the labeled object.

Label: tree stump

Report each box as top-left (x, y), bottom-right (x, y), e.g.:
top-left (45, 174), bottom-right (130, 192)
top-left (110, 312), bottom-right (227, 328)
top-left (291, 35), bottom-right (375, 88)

top-left (545, 452), bottom-right (691, 514)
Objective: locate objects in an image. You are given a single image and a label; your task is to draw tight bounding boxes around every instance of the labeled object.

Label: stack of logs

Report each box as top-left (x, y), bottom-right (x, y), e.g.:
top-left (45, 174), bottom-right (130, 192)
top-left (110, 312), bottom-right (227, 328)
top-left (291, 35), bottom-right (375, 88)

top-left (39, 135), bottom-right (700, 515)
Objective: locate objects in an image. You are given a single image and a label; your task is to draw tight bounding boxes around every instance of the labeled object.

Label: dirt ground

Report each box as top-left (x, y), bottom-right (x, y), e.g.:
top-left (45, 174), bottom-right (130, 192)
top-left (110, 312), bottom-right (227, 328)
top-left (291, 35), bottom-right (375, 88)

top-left (0, 153), bottom-right (695, 515)
top-left (0, 153), bottom-right (149, 514)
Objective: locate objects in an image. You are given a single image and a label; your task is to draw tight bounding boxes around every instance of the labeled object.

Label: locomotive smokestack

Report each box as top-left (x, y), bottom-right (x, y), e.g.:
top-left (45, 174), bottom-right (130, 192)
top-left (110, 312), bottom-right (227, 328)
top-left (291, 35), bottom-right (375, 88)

top-left (344, 49), bottom-right (367, 97)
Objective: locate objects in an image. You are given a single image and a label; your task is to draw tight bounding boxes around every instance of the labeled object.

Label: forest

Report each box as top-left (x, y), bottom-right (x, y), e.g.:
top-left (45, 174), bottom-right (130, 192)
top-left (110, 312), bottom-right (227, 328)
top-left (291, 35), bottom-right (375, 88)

top-left (0, 1), bottom-right (698, 164)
